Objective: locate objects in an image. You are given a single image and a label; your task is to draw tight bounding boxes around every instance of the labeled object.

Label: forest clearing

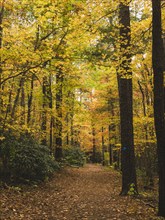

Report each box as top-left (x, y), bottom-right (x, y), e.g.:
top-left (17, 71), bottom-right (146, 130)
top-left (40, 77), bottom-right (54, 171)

top-left (0, 164), bottom-right (160, 220)
top-left (0, 0), bottom-right (165, 219)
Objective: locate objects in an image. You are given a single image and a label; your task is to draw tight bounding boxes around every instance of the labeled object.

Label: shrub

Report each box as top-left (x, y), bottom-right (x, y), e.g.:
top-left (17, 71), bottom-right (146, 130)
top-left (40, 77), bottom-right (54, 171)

top-left (0, 131), bottom-right (59, 182)
top-left (10, 143), bottom-right (59, 182)
top-left (63, 147), bottom-right (86, 167)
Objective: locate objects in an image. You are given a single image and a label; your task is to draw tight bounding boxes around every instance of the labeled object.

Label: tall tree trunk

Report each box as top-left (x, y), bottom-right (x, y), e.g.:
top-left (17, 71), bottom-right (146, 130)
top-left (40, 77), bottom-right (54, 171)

top-left (118, 1), bottom-right (138, 195)
top-left (108, 99), bottom-right (115, 166)
top-left (0, 1), bottom-right (4, 117)
top-left (138, 80), bottom-right (154, 187)
top-left (55, 68), bottom-right (63, 160)
top-left (70, 92), bottom-right (75, 147)
top-left (101, 127), bottom-right (105, 166)
top-left (152, 0), bottom-right (165, 216)
top-left (49, 74), bottom-right (53, 153)
top-left (92, 126), bottom-right (96, 163)
top-left (20, 80), bottom-right (25, 124)
top-left (41, 76), bottom-right (48, 146)
top-left (11, 77), bottom-right (25, 119)
top-left (108, 125), bottom-right (113, 166)
top-left (27, 74), bottom-right (35, 125)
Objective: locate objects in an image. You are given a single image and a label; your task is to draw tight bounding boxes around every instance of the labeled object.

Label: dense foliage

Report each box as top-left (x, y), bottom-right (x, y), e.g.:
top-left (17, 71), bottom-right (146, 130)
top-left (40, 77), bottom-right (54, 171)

top-left (0, 131), bottom-right (59, 182)
top-left (63, 148), bottom-right (86, 167)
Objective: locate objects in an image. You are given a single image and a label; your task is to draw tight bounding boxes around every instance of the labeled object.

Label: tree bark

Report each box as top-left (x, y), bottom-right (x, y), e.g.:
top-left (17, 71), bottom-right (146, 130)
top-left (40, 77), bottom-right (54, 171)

top-left (92, 126), bottom-right (96, 163)
top-left (11, 77), bottom-right (25, 118)
top-left (152, 0), bottom-right (165, 216)
top-left (55, 68), bottom-right (63, 160)
top-left (0, 1), bottom-right (5, 117)
top-left (101, 127), bottom-right (105, 166)
top-left (27, 74), bottom-right (35, 125)
top-left (118, 2), bottom-right (138, 195)
top-left (41, 76), bottom-right (48, 146)
top-left (49, 74), bottom-right (53, 153)
top-left (108, 125), bottom-right (113, 166)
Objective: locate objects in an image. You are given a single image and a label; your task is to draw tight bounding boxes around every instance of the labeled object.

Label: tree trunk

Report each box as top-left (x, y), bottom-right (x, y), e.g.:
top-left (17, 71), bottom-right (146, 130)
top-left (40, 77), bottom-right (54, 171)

top-left (108, 125), bottom-right (113, 166)
top-left (138, 80), bottom-right (154, 187)
top-left (118, 2), bottom-right (138, 195)
top-left (27, 74), bottom-right (35, 125)
top-left (152, 0), bottom-right (165, 216)
top-left (101, 127), bottom-right (105, 166)
top-left (108, 99), bottom-right (115, 166)
top-left (92, 126), bottom-right (96, 163)
top-left (0, 1), bottom-right (4, 117)
top-left (11, 77), bottom-right (25, 118)
top-left (20, 79), bottom-right (25, 124)
top-left (49, 74), bottom-right (53, 153)
top-left (55, 68), bottom-right (63, 160)
top-left (41, 76), bottom-right (48, 146)
top-left (70, 92), bottom-right (75, 147)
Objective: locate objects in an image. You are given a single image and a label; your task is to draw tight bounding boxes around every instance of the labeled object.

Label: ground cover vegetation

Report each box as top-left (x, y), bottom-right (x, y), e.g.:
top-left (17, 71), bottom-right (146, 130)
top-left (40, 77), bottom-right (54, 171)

top-left (0, 0), bottom-right (165, 218)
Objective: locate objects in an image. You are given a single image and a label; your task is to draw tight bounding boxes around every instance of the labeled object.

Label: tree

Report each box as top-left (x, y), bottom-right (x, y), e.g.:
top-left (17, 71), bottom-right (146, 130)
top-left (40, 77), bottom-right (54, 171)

top-left (55, 66), bottom-right (63, 160)
top-left (152, 0), bottom-right (165, 217)
top-left (118, 1), bottom-right (138, 195)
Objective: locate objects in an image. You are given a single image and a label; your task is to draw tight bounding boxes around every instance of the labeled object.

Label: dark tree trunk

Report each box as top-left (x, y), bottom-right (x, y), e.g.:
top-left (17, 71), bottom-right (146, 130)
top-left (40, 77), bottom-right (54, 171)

top-left (20, 80), bottom-right (25, 124)
top-left (92, 126), bottom-right (96, 163)
top-left (101, 127), bottom-right (105, 166)
top-left (27, 74), bottom-right (35, 125)
top-left (152, 0), bottom-right (165, 217)
top-left (66, 112), bottom-right (69, 146)
top-left (55, 68), bottom-right (63, 160)
top-left (118, 2), bottom-right (138, 195)
top-left (70, 93), bottom-right (75, 147)
top-left (0, 1), bottom-right (4, 89)
top-left (138, 80), bottom-right (154, 187)
top-left (108, 99), bottom-right (115, 166)
top-left (70, 116), bottom-right (74, 146)
top-left (108, 125), bottom-right (113, 166)
top-left (0, 2), bottom-right (4, 117)
top-left (41, 76), bottom-right (48, 146)
top-left (48, 74), bottom-right (53, 153)
top-left (11, 77), bottom-right (25, 118)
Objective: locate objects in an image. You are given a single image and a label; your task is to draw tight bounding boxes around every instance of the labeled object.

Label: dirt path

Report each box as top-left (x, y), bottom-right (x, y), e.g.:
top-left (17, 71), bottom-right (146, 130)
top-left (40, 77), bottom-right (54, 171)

top-left (0, 164), bottom-right (159, 220)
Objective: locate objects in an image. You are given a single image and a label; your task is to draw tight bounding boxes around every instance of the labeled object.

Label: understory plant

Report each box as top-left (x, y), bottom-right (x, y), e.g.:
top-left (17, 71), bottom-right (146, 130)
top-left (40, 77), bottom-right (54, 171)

top-left (63, 147), bottom-right (86, 167)
top-left (0, 130), bottom-right (59, 183)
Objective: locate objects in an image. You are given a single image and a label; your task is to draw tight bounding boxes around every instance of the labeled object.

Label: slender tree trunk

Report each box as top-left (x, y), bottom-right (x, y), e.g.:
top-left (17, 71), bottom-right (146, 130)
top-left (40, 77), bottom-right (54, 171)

top-left (108, 99), bottom-right (115, 166)
top-left (41, 76), bottom-right (48, 146)
top-left (11, 77), bottom-right (25, 118)
top-left (2, 85), bottom-right (13, 130)
top-left (92, 126), bottom-right (96, 163)
top-left (152, 0), bottom-right (165, 216)
top-left (101, 127), bottom-right (105, 166)
top-left (55, 68), bottom-right (63, 160)
top-left (70, 93), bottom-right (75, 147)
top-left (108, 125), bottom-right (113, 166)
top-left (138, 80), bottom-right (154, 186)
top-left (0, 1), bottom-right (4, 116)
top-left (66, 112), bottom-right (69, 146)
top-left (118, 1), bottom-right (138, 195)
top-left (49, 74), bottom-right (53, 153)
top-left (27, 74), bottom-right (35, 125)
top-left (20, 80), bottom-right (25, 124)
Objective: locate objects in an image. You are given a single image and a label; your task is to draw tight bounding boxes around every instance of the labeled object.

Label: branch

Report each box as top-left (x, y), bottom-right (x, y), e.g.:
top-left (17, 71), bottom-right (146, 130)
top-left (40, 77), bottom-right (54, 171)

top-left (55, 29), bottom-right (69, 52)
top-left (0, 63), bottom-right (41, 85)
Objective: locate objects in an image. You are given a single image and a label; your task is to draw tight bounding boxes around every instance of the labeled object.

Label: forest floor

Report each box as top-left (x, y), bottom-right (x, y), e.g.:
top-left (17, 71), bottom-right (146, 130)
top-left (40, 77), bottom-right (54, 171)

top-left (0, 164), bottom-right (163, 220)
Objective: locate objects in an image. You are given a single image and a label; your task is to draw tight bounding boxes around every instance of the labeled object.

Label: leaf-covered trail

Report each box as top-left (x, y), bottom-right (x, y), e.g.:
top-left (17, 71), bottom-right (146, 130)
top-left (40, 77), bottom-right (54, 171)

top-left (0, 164), bottom-right (158, 220)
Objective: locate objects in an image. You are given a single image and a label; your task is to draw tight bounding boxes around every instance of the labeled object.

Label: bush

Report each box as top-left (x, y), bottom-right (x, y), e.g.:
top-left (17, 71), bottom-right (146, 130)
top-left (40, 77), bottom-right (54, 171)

top-left (10, 144), bottom-right (59, 182)
top-left (0, 131), bottom-right (59, 182)
top-left (63, 147), bottom-right (86, 167)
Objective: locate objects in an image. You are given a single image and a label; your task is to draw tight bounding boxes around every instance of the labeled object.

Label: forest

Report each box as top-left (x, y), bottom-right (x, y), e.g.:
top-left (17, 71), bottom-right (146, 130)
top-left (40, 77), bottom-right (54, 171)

top-left (0, 0), bottom-right (165, 219)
